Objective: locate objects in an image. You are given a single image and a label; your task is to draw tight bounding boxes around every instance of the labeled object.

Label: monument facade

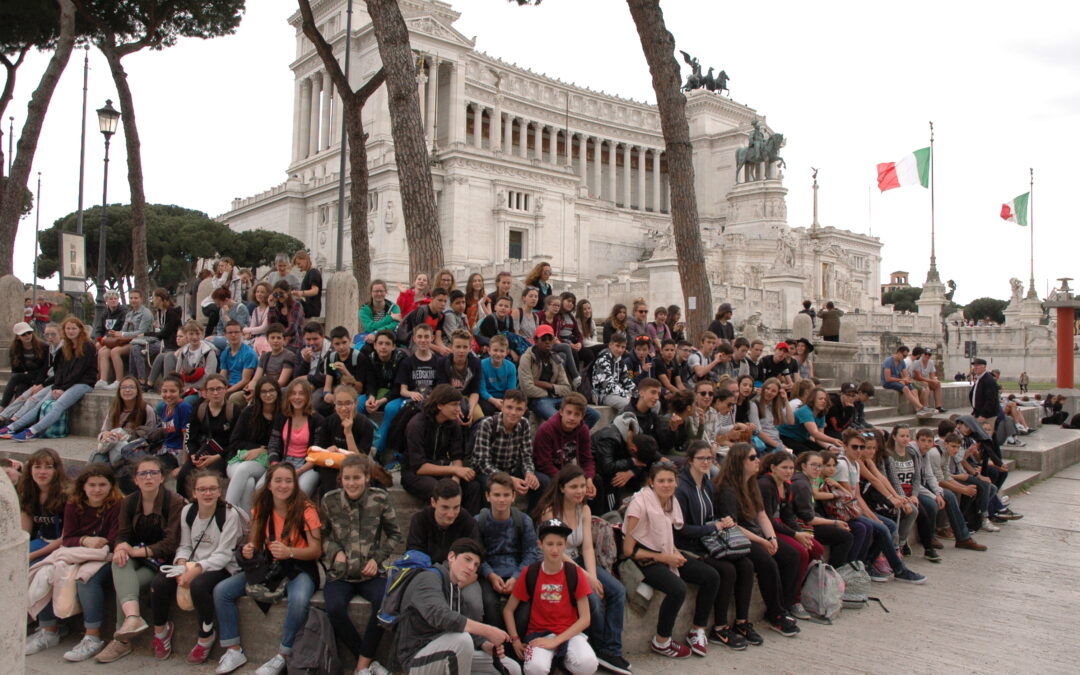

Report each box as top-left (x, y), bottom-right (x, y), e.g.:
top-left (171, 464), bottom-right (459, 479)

top-left (219, 0), bottom-right (883, 331)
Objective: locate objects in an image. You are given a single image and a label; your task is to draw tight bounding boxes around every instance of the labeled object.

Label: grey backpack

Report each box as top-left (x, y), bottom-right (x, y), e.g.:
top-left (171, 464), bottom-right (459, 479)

top-left (801, 560), bottom-right (845, 621)
top-left (837, 560), bottom-right (871, 608)
top-left (286, 606), bottom-right (342, 675)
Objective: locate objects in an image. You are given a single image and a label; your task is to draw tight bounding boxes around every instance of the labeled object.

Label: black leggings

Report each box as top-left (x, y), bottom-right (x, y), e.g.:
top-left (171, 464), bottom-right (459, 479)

top-left (701, 554), bottom-right (755, 625)
top-left (746, 540), bottom-right (800, 618)
top-left (638, 557), bottom-right (720, 638)
top-left (149, 568), bottom-right (231, 636)
top-left (323, 577), bottom-right (387, 660)
top-left (778, 434), bottom-right (820, 455)
top-left (812, 523), bottom-right (854, 567)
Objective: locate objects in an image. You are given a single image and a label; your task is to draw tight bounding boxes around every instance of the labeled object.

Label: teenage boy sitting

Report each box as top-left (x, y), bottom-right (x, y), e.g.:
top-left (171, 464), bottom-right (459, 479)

top-left (478, 334), bottom-right (518, 416)
top-left (441, 289), bottom-right (470, 346)
top-left (591, 331), bottom-right (636, 410)
top-left (532, 393), bottom-right (598, 498)
top-left (435, 329), bottom-right (483, 424)
top-left (295, 320), bottom-right (331, 394)
top-left (623, 378), bottom-right (679, 453)
top-left (624, 335), bottom-right (654, 385)
top-left (399, 286), bottom-right (451, 356)
top-left (881, 344), bottom-right (930, 413)
top-left (406, 478), bottom-right (482, 564)
top-left (476, 473), bottom-right (543, 629)
top-left (503, 518), bottom-right (597, 675)
top-left (472, 390), bottom-right (540, 494)
top-left (393, 537), bottom-right (519, 675)
top-left (686, 331), bottom-right (721, 385)
top-left (923, 429), bottom-right (988, 556)
top-left (759, 341), bottom-right (798, 391)
top-left (652, 339), bottom-right (681, 404)
top-left (674, 340), bottom-right (694, 392)
top-left (217, 320), bottom-right (257, 401)
top-left (826, 382), bottom-right (859, 440)
top-left (911, 347), bottom-right (946, 413)
top-left (594, 413), bottom-right (661, 511)
top-left (519, 325), bottom-right (599, 427)
top-left (317, 325), bottom-right (363, 415)
top-left (850, 382), bottom-right (875, 429)
top-left (233, 323), bottom-right (295, 407)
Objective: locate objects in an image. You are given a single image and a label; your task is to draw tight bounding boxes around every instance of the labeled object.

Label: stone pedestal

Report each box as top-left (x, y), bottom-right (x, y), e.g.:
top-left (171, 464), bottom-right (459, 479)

top-left (325, 271), bottom-right (360, 336)
top-left (762, 271), bottom-right (804, 330)
top-left (1017, 296), bottom-right (1044, 325)
top-left (792, 312), bottom-right (812, 341)
top-left (0, 274), bottom-right (24, 349)
top-left (918, 275), bottom-right (946, 338)
top-left (1, 470), bottom-right (29, 674)
top-left (642, 251), bottom-right (682, 318)
top-left (725, 180), bottom-right (788, 236)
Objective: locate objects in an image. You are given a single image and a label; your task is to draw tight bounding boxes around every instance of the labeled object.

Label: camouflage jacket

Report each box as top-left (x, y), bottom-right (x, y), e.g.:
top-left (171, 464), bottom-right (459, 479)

top-left (320, 486), bottom-right (402, 581)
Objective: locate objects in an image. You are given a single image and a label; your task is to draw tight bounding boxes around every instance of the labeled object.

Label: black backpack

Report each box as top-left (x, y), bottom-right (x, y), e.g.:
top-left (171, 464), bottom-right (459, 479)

top-left (512, 560), bottom-right (581, 639)
top-left (577, 358), bottom-right (598, 405)
top-left (384, 400), bottom-right (423, 460)
top-left (286, 606), bottom-right (342, 675)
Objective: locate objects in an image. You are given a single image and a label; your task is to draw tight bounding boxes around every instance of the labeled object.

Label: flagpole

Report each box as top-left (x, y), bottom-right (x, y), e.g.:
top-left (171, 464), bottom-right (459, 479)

top-left (1028, 167), bottom-right (1034, 297)
top-left (927, 121), bottom-right (939, 282)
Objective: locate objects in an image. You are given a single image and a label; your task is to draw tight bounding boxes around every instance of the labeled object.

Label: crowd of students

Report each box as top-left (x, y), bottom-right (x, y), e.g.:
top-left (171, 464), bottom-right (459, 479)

top-left (5, 257), bottom-right (1033, 674)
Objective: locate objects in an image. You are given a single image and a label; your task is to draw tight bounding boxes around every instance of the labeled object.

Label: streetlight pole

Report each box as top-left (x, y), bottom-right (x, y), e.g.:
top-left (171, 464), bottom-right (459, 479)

top-left (32, 172), bottom-right (41, 307)
top-left (94, 100), bottom-right (120, 326)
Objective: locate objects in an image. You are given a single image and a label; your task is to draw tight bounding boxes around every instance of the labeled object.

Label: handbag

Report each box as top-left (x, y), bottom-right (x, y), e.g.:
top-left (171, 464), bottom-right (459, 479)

top-left (700, 526), bottom-right (751, 560)
top-left (103, 336), bottom-right (135, 348)
top-left (242, 517), bottom-right (291, 605)
top-left (822, 484), bottom-right (860, 522)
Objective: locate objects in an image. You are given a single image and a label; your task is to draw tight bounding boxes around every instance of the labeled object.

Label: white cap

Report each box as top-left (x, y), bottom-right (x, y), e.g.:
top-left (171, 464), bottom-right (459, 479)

top-left (13, 322), bottom-right (33, 336)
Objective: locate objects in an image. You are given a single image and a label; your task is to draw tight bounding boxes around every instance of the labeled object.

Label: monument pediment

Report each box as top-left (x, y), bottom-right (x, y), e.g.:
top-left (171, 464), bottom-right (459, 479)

top-left (405, 14), bottom-right (474, 48)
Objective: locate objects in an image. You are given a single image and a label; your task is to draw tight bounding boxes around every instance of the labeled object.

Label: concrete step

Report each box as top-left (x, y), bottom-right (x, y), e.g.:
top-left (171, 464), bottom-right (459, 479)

top-left (1001, 468), bottom-right (1040, 496)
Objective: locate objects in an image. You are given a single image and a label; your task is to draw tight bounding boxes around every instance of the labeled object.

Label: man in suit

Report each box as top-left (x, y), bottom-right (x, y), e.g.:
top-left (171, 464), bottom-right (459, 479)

top-left (969, 358), bottom-right (1000, 422)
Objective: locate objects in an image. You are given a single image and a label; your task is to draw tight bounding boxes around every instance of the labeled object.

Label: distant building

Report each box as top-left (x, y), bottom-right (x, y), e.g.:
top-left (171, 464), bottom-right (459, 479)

top-left (882, 271), bottom-right (911, 298)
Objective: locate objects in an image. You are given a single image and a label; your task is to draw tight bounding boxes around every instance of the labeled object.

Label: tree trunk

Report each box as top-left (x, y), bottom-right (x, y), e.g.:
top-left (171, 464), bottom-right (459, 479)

top-left (365, 0), bottom-right (442, 279)
top-left (626, 0), bottom-right (713, 339)
top-left (0, 0), bottom-right (76, 276)
top-left (346, 105), bottom-right (371, 295)
top-left (100, 43), bottom-right (150, 294)
top-left (0, 47), bottom-right (31, 178)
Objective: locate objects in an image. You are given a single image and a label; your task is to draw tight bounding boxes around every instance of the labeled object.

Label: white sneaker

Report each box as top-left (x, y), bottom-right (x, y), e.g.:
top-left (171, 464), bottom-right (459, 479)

top-left (215, 648), bottom-right (248, 674)
top-left (789, 602), bottom-right (811, 620)
top-left (357, 662), bottom-right (391, 675)
top-left (94, 379), bottom-right (110, 389)
top-left (25, 627), bottom-right (60, 655)
top-left (256, 653), bottom-right (287, 675)
top-left (982, 519), bottom-right (1001, 532)
top-left (104, 381), bottom-right (119, 390)
top-left (999, 495), bottom-right (1011, 506)
top-left (63, 634), bottom-right (105, 662)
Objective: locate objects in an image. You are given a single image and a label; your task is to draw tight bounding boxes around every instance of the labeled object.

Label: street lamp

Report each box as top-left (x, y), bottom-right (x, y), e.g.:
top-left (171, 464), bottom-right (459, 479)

top-left (94, 99), bottom-right (120, 325)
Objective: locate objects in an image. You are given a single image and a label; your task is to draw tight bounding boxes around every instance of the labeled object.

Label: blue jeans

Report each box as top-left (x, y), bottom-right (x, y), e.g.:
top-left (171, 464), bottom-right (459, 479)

top-left (574, 557), bottom-right (624, 656)
top-left (14, 383), bottom-right (92, 434)
top-left (859, 515), bottom-right (907, 573)
top-left (375, 397), bottom-right (407, 460)
top-left (940, 490), bottom-right (972, 541)
top-left (214, 570), bottom-right (316, 654)
top-left (0, 385), bottom-right (51, 422)
top-left (529, 398), bottom-right (601, 428)
top-left (75, 563), bottom-right (112, 630)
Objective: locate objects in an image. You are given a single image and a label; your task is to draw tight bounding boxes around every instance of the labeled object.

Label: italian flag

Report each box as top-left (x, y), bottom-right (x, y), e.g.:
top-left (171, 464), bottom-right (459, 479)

top-left (1000, 192), bottom-right (1029, 226)
top-left (876, 147), bottom-right (931, 191)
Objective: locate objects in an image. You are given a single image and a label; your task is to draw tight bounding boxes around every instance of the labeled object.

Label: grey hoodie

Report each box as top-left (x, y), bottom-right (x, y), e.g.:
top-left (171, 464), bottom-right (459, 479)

top-left (393, 561), bottom-right (484, 669)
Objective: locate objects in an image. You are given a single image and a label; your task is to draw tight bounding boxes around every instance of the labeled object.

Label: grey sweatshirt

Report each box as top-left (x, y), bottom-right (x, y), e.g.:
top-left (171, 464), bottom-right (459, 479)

top-left (393, 561), bottom-right (484, 669)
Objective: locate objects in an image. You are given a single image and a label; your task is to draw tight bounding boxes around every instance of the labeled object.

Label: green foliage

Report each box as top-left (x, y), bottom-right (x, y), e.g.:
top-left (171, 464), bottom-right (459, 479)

top-left (35, 203), bottom-right (302, 291)
top-left (964, 297), bottom-right (1008, 324)
top-left (76, 0), bottom-right (245, 50)
top-left (881, 286), bottom-right (922, 313)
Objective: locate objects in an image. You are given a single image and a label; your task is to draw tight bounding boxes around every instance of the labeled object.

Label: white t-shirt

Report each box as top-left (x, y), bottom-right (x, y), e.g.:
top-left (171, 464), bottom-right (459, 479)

top-left (910, 358), bottom-right (936, 380)
top-left (836, 454), bottom-right (861, 487)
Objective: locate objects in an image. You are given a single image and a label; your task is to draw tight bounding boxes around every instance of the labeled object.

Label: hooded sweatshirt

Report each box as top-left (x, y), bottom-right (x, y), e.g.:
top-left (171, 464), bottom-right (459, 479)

top-left (393, 561), bottom-right (484, 669)
top-left (533, 411), bottom-right (595, 478)
top-left (674, 466), bottom-right (719, 552)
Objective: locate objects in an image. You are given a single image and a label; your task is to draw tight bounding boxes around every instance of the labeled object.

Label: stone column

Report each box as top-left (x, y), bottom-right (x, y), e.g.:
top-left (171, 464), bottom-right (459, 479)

top-left (503, 113), bottom-right (514, 154)
top-left (491, 95), bottom-right (503, 151)
top-left (622, 143), bottom-right (631, 207)
top-left (533, 123), bottom-right (543, 161)
top-left (298, 77), bottom-right (312, 159)
top-left (291, 78), bottom-right (303, 162)
top-left (471, 103), bottom-right (483, 148)
top-left (425, 57), bottom-right (439, 141)
top-left (308, 72), bottom-right (322, 156)
top-left (578, 133), bottom-right (587, 180)
top-left (319, 76), bottom-right (332, 152)
top-left (607, 140), bottom-right (617, 202)
top-left (416, 71), bottom-right (429, 134)
top-left (595, 138), bottom-right (605, 197)
top-left (652, 149), bottom-right (662, 212)
top-left (447, 61), bottom-right (465, 145)
top-left (637, 146), bottom-right (647, 210)
top-left (519, 120), bottom-right (529, 158)
top-left (325, 271), bottom-right (360, 337)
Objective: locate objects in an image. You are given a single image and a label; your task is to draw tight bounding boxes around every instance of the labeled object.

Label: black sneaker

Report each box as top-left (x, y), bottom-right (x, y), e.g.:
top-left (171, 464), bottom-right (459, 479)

top-left (923, 547), bottom-right (942, 563)
top-left (766, 613), bottom-right (800, 637)
top-left (989, 515), bottom-right (1009, 524)
top-left (733, 621), bottom-right (764, 646)
top-left (596, 651), bottom-right (632, 675)
top-left (901, 543), bottom-right (912, 556)
top-left (707, 626), bottom-right (747, 650)
top-left (997, 509), bottom-right (1023, 520)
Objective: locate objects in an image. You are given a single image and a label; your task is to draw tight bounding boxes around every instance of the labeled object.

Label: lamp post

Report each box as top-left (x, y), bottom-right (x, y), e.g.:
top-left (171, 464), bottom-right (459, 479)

top-left (94, 100), bottom-right (120, 325)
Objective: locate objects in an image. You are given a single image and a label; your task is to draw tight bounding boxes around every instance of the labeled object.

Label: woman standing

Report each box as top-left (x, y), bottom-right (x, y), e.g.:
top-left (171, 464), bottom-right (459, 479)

top-left (290, 251), bottom-right (323, 319)
top-left (623, 461), bottom-right (721, 659)
top-left (24, 464), bottom-right (122, 662)
top-left (132, 288), bottom-right (182, 391)
top-left (226, 377), bottom-right (281, 512)
top-left (148, 470), bottom-right (245, 663)
top-left (713, 443), bottom-right (801, 637)
top-left (533, 465), bottom-right (629, 674)
top-left (18, 447), bottom-right (69, 563)
top-left (96, 456), bottom-right (185, 664)
top-left (675, 441), bottom-right (756, 650)
top-left (3, 316), bottom-right (96, 441)
top-left (321, 454), bottom-right (402, 675)
top-left (213, 463), bottom-right (322, 675)
top-left (265, 378), bottom-right (324, 496)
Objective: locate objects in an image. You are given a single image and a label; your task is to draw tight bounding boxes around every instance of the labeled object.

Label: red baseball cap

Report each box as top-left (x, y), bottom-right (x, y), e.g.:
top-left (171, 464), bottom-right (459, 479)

top-left (535, 325), bottom-right (555, 339)
top-left (774, 341), bottom-right (790, 351)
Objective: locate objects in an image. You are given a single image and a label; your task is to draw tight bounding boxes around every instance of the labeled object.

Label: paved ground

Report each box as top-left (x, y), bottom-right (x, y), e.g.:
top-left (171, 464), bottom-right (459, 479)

top-left (24, 464), bottom-right (1080, 674)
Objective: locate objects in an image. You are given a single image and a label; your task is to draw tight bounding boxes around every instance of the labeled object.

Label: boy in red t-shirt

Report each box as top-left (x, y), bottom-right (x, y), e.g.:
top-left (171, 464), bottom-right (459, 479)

top-left (504, 518), bottom-right (597, 675)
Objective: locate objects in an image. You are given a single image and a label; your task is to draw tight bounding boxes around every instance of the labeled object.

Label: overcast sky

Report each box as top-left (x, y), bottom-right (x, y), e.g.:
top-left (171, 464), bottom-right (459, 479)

top-left (6, 0), bottom-right (1077, 304)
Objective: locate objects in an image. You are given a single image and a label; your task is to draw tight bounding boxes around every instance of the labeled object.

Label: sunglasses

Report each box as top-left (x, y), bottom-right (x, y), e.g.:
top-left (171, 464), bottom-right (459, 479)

top-left (848, 443), bottom-right (866, 449)
top-left (748, 454), bottom-right (759, 460)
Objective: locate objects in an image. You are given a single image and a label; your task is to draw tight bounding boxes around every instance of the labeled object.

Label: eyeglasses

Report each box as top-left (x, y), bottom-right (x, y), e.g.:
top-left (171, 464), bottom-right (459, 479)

top-left (748, 454), bottom-right (759, 460)
top-left (136, 470), bottom-right (161, 478)
top-left (693, 456), bottom-right (714, 463)
top-left (119, 385), bottom-right (138, 392)
top-left (205, 386), bottom-right (226, 393)
top-left (697, 391), bottom-right (714, 397)
top-left (807, 463), bottom-right (823, 469)
top-left (194, 486), bottom-right (220, 494)
top-left (636, 309), bottom-right (648, 315)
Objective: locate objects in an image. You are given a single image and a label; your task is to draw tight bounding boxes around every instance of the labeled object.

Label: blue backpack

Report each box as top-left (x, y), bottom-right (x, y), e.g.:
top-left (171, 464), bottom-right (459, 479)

top-left (376, 550), bottom-right (442, 629)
